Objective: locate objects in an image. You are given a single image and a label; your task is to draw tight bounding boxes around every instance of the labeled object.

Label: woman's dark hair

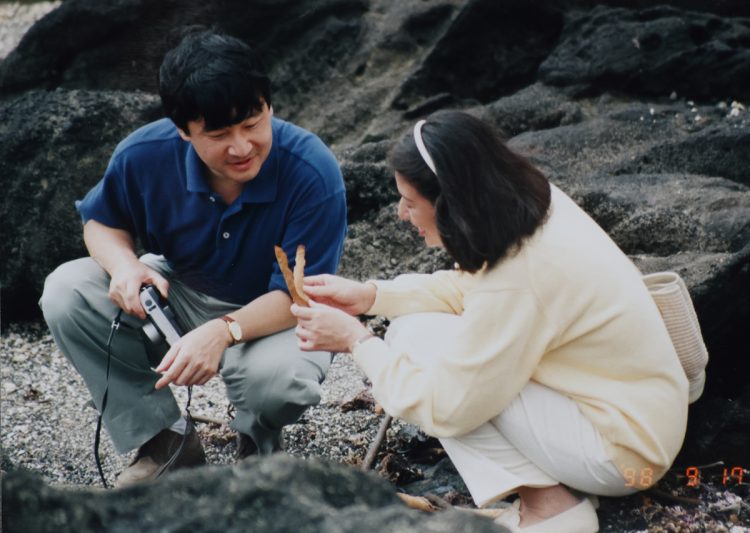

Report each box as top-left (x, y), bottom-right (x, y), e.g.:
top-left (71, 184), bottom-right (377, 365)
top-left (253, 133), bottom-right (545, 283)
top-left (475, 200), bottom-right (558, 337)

top-left (387, 110), bottom-right (551, 273)
top-left (158, 30), bottom-right (271, 133)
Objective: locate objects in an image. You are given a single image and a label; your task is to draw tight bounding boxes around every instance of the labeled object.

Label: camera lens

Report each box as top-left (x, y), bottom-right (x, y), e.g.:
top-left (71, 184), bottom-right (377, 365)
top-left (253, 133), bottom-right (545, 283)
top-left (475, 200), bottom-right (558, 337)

top-left (144, 298), bottom-right (154, 307)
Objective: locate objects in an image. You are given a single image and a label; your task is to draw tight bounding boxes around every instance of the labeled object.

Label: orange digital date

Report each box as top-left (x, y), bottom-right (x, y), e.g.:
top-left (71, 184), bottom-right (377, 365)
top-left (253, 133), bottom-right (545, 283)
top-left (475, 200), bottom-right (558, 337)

top-left (621, 466), bottom-right (746, 488)
top-left (685, 465), bottom-right (746, 488)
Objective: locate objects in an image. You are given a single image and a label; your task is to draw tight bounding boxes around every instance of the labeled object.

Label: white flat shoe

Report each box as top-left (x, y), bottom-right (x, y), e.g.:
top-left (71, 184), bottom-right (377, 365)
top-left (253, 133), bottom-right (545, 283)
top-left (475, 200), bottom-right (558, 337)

top-left (495, 497), bottom-right (599, 533)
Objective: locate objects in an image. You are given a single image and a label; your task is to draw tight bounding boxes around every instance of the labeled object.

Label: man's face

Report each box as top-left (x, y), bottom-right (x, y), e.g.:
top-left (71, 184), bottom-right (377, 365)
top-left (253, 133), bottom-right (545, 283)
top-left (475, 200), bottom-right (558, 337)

top-left (178, 102), bottom-right (273, 185)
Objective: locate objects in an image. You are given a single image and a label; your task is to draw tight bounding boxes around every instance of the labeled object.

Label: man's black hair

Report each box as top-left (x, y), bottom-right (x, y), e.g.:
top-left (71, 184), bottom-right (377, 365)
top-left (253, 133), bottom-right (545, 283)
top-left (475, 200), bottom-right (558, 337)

top-left (158, 30), bottom-right (271, 133)
top-left (388, 111), bottom-right (551, 273)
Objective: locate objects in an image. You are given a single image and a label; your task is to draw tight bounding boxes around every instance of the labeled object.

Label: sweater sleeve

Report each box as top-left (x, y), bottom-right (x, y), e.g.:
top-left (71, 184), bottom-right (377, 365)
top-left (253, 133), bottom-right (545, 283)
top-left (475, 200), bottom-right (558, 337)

top-left (353, 284), bottom-right (553, 437)
top-left (366, 269), bottom-right (475, 317)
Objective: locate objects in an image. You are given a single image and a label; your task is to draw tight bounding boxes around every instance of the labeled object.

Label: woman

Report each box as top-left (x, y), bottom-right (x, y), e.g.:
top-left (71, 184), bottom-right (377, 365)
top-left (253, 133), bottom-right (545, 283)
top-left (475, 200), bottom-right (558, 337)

top-left (291, 111), bottom-right (688, 532)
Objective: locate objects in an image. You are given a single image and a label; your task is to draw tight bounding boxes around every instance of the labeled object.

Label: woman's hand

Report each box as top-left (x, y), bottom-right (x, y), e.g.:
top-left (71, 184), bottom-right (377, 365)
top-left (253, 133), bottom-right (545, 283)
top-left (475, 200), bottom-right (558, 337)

top-left (302, 274), bottom-right (376, 316)
top-left (154, 319), bottom-right (230, 389)
top-left (291, 302), bottom-right (371, 353)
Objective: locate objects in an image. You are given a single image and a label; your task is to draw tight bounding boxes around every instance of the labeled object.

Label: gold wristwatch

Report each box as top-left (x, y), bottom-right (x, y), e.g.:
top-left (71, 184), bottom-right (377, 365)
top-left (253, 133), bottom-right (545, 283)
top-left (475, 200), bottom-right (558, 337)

top-left (221, 315), bottom-right (242, 345)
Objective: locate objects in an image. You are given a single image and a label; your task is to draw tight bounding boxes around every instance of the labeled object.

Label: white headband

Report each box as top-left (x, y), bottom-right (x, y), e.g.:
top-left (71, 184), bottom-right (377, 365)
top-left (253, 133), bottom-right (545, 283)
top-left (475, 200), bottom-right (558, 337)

top-left (413, 120), bottom-right (437, 175)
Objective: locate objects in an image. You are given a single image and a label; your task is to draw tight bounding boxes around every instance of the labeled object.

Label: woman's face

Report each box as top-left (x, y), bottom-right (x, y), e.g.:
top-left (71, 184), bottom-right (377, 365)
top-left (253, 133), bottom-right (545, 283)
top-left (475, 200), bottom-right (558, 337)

top-left (395, 172), bottom-right (443, 247)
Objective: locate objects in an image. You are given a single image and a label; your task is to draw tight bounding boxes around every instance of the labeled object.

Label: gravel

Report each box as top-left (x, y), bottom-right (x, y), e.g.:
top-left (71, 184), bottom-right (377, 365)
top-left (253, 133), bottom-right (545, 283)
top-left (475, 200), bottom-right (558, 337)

top-left (1, 320), bottom-right (383, 488)
top-left (4, 322), bottom-right (749, 533)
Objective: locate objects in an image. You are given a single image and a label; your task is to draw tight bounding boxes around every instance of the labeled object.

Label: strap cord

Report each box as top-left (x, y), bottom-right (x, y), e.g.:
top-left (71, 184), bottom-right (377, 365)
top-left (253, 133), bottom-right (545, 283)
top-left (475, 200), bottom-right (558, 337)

top-left (94, 310), bottom-right (122, 488)
top-left (94, 311), bottom-right (194, 488)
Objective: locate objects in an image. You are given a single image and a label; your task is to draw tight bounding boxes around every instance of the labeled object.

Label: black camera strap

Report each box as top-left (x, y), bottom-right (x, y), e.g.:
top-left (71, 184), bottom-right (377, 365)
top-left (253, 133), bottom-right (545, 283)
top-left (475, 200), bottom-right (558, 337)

top-left (154, 386), bottom-right (193, 478)
top-left (94, 311), bottom-right (194, 488)
top-left (95, 310), bottom-right (122, 488)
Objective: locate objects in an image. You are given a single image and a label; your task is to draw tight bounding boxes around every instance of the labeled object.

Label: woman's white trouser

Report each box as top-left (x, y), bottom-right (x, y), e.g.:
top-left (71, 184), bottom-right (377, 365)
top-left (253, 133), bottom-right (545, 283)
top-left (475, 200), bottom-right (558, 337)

top-left (385, 313), bottom-right (636, 507)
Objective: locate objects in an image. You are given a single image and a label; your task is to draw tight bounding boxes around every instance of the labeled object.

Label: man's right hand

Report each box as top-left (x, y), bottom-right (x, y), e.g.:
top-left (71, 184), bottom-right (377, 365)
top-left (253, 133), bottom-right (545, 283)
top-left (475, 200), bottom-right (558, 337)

top-left (83, 220), bottom-right (169, 320)
top-left (302, 274), bottom-right (376, 316)
top-left (108, 260), bottom-right (170, 319)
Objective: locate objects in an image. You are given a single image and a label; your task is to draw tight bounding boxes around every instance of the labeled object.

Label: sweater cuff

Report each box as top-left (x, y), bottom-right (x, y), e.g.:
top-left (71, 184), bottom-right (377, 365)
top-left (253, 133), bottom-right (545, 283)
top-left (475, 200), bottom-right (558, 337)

top-left (351, 335), bottom-right (391, 376)
top-left (364, 279), bottom-right (397, 316)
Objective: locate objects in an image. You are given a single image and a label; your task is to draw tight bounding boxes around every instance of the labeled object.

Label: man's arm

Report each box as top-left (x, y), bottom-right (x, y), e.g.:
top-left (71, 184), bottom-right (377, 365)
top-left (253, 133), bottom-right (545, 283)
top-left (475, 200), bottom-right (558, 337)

top-left (84, 219), bottom-right (169, 319)
top-left (224, 289), bottom-right (296, 342)
top-left (154, 289), bottom-right (295, 389)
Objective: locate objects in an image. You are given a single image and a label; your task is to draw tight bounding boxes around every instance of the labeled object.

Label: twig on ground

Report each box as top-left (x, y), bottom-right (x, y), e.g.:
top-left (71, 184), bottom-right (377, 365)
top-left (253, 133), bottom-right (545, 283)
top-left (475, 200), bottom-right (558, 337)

top-left (362, 413), bottom-right (392, 471)
top-left (187, 412), bottom-right (228, 428)
top-left (646, 487), bottom-right (701, 506)
top-left (397, 493), bottom-right (438, 512)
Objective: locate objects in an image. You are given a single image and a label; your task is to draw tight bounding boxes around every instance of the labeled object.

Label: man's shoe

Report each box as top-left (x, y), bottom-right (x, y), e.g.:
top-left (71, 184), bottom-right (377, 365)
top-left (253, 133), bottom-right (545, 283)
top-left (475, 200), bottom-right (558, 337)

top-left (236, 431), bottom-right (283, 460)
top-left (115, 424), bottom-right (206, 487)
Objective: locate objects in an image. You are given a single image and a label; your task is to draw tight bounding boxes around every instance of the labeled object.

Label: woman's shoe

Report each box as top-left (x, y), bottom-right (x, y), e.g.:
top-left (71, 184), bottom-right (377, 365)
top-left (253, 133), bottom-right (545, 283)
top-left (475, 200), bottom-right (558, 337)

top-left (495, 497), bottom-right (599, 533)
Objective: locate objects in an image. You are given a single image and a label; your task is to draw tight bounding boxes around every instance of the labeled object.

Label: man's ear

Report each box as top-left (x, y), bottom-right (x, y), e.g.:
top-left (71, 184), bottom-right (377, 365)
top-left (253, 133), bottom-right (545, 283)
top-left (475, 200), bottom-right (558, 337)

top-left (177, 128), bottom-right (191, 142)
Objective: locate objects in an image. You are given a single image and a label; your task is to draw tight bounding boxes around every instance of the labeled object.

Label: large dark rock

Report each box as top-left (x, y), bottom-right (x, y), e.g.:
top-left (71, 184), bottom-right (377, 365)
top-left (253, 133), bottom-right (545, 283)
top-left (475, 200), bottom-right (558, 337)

top-left (470, 82), bottom-right (584, 138)
top-left (340, 202), bottom-right (452, 282)
top-left (0, 89), bottom-right (161, 321)
top-left (538, 5), bottom-right (750, 100)
top-left (1, 455), bottom-right (507, 533)
top-left (390, 0), bottom-right (564, 112)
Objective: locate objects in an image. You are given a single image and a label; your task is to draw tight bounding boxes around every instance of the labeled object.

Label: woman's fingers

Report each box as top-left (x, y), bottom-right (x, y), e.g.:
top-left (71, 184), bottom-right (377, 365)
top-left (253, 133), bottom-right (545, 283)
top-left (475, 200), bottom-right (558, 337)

top-left (303, 274), bottom-right (331, 286)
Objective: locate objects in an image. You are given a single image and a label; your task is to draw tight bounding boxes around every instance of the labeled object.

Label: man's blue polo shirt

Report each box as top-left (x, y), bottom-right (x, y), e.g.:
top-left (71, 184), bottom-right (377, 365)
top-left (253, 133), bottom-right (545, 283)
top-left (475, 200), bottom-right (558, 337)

top-left (77, 117), bottom-right (347, 305)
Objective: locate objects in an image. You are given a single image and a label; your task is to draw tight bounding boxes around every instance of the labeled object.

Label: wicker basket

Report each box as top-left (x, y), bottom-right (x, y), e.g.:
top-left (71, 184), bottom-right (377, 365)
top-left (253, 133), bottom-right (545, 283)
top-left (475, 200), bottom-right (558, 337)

top-left (643, 272), bottom-right (708, 403)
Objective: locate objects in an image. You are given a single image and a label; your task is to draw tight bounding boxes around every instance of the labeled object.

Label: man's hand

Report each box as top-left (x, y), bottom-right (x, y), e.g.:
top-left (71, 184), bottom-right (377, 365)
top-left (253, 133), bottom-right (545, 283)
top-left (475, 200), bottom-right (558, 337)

top-left (291, 301), bottom-right (371, 353)
top-left (302, 274), bottom-right (376, 316)
top-left (108, 260), bottom-right (170, 320)
top-left (154, 319), bottom-right (230, 389)
top-left (82, 219), bottom-right (169, 320)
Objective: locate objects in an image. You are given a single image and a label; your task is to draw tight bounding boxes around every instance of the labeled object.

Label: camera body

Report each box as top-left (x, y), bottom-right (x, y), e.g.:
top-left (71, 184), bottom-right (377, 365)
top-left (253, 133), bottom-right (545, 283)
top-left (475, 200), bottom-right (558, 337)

top-left (140, 285), bottom-right (183, 347)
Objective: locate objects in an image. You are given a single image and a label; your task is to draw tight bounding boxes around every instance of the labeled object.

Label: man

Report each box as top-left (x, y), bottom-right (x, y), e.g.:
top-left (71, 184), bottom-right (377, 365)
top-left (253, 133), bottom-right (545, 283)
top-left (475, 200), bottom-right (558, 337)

top-left (39, 30), bottom-right (347, 487)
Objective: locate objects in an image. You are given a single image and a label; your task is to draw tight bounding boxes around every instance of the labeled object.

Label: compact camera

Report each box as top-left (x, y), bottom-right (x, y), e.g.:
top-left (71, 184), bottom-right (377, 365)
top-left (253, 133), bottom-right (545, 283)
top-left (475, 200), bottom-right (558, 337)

top-left (139, 285), bottom-right (183, 347)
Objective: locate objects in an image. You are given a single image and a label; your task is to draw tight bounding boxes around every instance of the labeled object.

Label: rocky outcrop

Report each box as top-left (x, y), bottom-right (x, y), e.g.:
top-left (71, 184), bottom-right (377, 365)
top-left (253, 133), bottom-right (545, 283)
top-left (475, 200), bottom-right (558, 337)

top-left (1, 454), bottom-right (507, 532)
top-left (0, 89), bottom-right (161, 320)
top-left (1, 0), bottom-right (748, 483)
top-left (538, 5), bottom-right (750, 99)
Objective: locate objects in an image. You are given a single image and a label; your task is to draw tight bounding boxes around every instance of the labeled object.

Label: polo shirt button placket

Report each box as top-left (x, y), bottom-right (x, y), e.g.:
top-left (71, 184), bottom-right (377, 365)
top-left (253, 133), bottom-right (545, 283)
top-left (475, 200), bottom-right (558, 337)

top-left (209, 195), bottom-right (216, 203)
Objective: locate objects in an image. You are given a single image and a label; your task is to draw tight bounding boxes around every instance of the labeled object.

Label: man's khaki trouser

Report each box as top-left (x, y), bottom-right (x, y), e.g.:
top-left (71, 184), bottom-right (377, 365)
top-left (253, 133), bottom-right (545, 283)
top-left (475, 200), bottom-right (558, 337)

top-left (39, 254), bottom-right (331, 455)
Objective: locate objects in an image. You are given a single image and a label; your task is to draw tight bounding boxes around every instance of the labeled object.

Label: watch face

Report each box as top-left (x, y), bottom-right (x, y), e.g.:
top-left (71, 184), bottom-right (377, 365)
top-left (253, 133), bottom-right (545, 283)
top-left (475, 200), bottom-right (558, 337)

top-left (228, 322), bottom-right (242, 341)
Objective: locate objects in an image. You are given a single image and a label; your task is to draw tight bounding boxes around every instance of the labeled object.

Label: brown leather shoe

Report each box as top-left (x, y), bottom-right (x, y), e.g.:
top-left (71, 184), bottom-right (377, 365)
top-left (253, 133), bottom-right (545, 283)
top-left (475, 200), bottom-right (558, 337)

top-left (115, 424), bottom-right (206, 487)
top-left (236, 432), bottom-right (283, 459)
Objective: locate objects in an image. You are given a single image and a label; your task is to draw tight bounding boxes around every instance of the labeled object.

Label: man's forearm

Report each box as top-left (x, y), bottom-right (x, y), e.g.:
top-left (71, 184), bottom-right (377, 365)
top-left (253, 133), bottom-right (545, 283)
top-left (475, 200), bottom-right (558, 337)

top-left (83, 219), bottom-right (140, 276)
top-left (84, 219), bottom-right (296, 340)
top-left (224, 290), bottom-right (297, 343)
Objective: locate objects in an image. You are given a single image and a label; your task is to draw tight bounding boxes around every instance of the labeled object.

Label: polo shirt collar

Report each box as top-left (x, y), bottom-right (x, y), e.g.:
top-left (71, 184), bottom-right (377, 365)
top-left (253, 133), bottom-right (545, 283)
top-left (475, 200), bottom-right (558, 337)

top-left (183, 126), bottom-right (279, 204)
top-left (185, 144), bottom-right (209, 193)
top-left (238, 134), bottom-right (278, 204)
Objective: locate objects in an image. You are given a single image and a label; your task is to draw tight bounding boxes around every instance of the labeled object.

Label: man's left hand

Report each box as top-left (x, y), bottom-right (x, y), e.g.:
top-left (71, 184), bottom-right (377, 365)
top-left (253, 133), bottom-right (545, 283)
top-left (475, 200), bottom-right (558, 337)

top-left (154, 319), bottom-right (230, 389)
